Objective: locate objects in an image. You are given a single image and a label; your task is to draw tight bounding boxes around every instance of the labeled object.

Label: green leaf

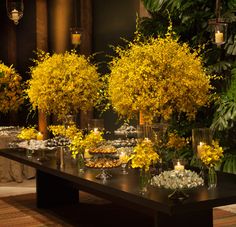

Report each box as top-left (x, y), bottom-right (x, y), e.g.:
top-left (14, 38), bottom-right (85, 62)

top-left (223, 155), bottom-right (236, 174)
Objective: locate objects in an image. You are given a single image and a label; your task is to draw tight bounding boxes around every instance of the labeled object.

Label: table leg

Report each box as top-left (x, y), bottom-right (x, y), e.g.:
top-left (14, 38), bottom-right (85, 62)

top-left (154, 209), bottom-right (213, 227)
top-left (36, 170), bottom-right (79, 208)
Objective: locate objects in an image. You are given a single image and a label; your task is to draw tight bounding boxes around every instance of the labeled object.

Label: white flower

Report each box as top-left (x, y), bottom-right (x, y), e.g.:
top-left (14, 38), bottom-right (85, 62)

top-left (151, 169), bottom-right (204, 189)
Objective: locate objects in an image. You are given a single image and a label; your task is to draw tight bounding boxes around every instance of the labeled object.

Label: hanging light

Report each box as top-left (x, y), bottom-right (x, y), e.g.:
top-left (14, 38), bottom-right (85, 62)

top-left (70, 0), bottom-right (82, 48)
top-left (208, 0), bottom-right (228, 46)
top-left (6, 0), bottom-right (24, 25)
top-left (209, 18), bottom-right (228, 46)
top-left (70, 27), bottom-right (82, 48)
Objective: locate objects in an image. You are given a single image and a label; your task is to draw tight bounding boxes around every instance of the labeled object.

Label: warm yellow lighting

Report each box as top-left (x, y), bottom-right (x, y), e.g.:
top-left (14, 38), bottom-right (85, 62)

top-left (197, 142), bottom-right (205, 157)
top-left (215, 31), bottom-right (224, 44)
top-left (37, 132), bottom-right (43, 141)
top-left (174, 161), bottom-right (185, 171)
top-left (6, 0), bottom-right (24, 25)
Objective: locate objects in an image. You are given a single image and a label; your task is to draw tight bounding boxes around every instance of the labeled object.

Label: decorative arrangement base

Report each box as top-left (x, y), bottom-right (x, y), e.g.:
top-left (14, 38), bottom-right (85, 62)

top-left (96, 169), bottom-right (112, 181)
top-left (121, 163), bottom-right (128, 175)
top-left (168, 189), bottom-right (189, 202)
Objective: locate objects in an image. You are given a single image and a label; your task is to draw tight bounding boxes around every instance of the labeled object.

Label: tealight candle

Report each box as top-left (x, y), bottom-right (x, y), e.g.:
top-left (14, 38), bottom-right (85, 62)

top-left (93, 128), bottom-right (99, 134)
top-left (174, 161), bottom-right (185, 171)
top-left (144, 137), bottom-right (151, 142)
top-left (215, 31), bottom-right (224, 44)
top-left (37, 132), bottom-right (43, 140)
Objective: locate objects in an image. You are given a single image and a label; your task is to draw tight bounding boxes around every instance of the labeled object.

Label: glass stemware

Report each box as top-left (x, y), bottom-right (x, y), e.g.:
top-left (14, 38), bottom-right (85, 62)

top-left (121, 162), bottom-right (128, 175)
top-left (119, 147), bottom-right (132, 175)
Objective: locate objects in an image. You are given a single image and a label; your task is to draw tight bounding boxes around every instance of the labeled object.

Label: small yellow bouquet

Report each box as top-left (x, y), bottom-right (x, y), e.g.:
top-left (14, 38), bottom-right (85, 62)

top-left (130, 138), bottom-right (159, 172)
top-left (69, 132), bottom-right (84, 159)
top-left (198, 140), bottom-right (224, 168)
top-left (198, 140), bottom-right (223, 188)
top-left (69, 130), bottom-right (104, 159)
top-left (48, 124), bottom-right (80, 140)
top-left (17, 127), bottom-right (38, 140)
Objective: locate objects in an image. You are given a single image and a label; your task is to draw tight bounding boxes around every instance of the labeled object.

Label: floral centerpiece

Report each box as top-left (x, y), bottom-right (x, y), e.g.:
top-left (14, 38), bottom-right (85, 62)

top-left (69, 130), bottom-right (104, 159)
top-left (130, 138), bottom-right (159, 172)
top-left (108, 30), bottom-right (213, 123)
top-left (17, 127), bottom-right (38, 140)
top-left (26, 50), bottom-right (101, 121)
top-left (0, 62), bottom-right (24, 113)
top-left (151, 169), bottom-right (204, 201)
top-left (151, 170), bottom-right (204, 190)
top-left (130, 138), bottom-right (159, 193)
top-left (48, 124), bottom-right (81, 141)
top-left (198, 140), bottom-right (224, 188)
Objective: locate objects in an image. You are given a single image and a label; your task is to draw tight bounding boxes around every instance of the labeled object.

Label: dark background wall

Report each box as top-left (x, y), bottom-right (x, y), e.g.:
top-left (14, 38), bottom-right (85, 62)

top-left (0, 0), bottom-right (36, 126)
top-left (0, 0), bottom-right (139, 130)
top-left (93, 0), bottom-right (139, 132)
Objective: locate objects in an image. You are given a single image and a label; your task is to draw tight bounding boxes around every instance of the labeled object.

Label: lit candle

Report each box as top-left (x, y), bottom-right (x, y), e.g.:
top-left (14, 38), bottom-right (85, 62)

top-left (174, 161), bottom-right (184, 171)
top-left (215, 31), bottom-right (224, 44)
top-left (37, 132), bottom-right (43, 140)
top-left (144, 137), bottom-right (151, 142)
top-left (93, 128), bottom-right (99, 134)
top-left (197, 142), bottom-right (205, 157)
top-left (71, 33), bottom-right (81, 46)
top-left (11, 9), bottom-right (20, 21)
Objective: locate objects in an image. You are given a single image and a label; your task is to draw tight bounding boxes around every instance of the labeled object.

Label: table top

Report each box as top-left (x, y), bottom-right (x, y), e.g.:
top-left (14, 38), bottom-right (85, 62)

top-left (1, 147), bottom-right (236, 216)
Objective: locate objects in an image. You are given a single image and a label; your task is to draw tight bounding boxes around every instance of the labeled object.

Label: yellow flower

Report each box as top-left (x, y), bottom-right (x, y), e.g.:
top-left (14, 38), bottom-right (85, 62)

top-left (166, 132), bottom-right (187, 151)
top-left (198, 140), bottom-right (224, 167)
top-left (108, 33), bottom-right (212, 123)
top-left (26, 50), bottom-right (102, 120)
top-left (130, 139), bottom-right (159, 172)
top-left (69, 130), bottom-right (104, 159)
top-left (48, 124), bottom-right (80, 140)
top-left (0, 62), bottom-right (24, 113)
top-left (17, 127), bottom-right (38, 140)
top-left (69, 132), bottom-right (84, 159)
top-left (81, 130), bottom-right (104, 150)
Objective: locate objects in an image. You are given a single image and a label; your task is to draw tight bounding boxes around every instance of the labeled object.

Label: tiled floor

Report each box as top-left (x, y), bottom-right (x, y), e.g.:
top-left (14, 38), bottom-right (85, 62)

top-left (1, 179), bottom-right (236, 214)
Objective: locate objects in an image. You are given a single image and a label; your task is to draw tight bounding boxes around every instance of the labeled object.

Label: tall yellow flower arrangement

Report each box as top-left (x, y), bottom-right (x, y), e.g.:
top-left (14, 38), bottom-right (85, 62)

top-left (26, 50), bottom-right (101, 120)
top-left (108, 33), bottom-right (212, 123)
top-left (0, 62), bottom-right (24, 113)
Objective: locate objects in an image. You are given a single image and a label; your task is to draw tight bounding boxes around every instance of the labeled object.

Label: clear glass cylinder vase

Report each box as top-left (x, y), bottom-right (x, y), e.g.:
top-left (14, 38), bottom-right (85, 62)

top-left (192, 128), bottom-right (212, 154)
top-left (139, 168), bottom-right (150, 194)
top-left (77, 153), bottom-right (85, 173)
top-left (208, 167), bottom-right (217, 189)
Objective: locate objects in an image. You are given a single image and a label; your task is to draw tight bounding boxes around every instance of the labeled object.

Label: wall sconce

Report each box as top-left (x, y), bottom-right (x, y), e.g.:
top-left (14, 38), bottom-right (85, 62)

top-left (70, 0), bottom-right (82, 49)
top-left (208, 0), bottom-right (228, 46)
top-left (6, 0), bottom-right (24, 25)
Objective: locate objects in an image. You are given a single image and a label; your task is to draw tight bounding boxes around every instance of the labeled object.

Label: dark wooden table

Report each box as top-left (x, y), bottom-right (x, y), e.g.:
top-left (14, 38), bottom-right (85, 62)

top-left (1, 147), bottom-right (236, 227)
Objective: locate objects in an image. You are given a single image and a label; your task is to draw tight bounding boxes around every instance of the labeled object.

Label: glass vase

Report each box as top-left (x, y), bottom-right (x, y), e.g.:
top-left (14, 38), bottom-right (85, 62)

top-left (77, 153), bottom-right (85, 174)
top-left (139, 168), bottom-right (150, 195)
top-left (208, 167), bottom-right (217, 189)
top-left (192, 128), bottom-right (212, 154)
